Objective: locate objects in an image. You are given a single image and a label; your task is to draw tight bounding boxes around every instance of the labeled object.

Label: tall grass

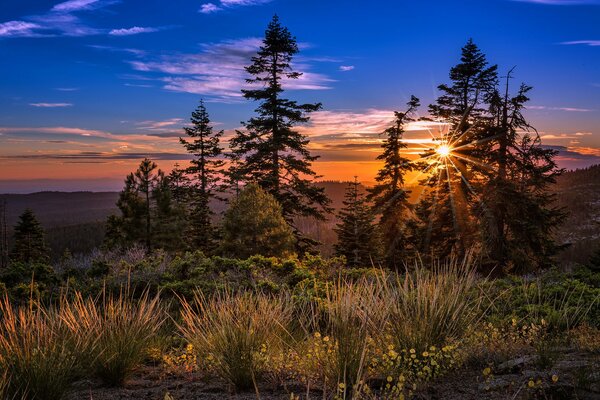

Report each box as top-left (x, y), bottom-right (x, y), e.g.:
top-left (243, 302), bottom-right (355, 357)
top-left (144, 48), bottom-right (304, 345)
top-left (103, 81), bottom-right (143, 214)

top-left (60, 289), bottom-right (164, 386)
top-left (383, 256), bottom-right (482, 353)
top-left (319, 279), bottom-right (385, 394)
top-left (178, 290), bottom-right (293, 391)
top-left (0, 296), bottom-right (84, 400)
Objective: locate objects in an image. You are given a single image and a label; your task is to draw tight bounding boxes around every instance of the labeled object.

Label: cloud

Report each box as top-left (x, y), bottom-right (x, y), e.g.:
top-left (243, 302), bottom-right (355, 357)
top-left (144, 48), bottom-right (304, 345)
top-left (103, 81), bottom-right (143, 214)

top-left (339, 65), bottom-right (355, 72)
top-left (199, 3), bottom-right (222, 13)
top-left (199, 0), bottom-right (272, 13)
top-left (51, 0), bottom-right (118, 12)
top-left (29, 102), bottom-right (73, 108)
top-left (55, 87), bottom-right (79, 91)
top-left (528, 105), bottom-right (593, 112)
top-left (513, 0), bottom-right (600, 4)
top-left (129, 37), bottom-right (333, 100)
top-left (560, 40), bottom-right (600, 46)
top-left (135, 118), bottom-right (184, 131)
top-left (0, 21), bottom-right (41, 38)
top-left (0, 0), bottom-right (119, 38)
top-left (88, 44), bottom-right (146, 56)
top-left (109, 26), bottom-right (160, 36)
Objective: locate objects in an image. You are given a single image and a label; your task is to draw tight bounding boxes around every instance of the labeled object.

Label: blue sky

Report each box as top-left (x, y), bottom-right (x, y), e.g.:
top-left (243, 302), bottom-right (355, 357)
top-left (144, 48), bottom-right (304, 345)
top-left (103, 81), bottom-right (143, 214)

top-left (0, 0), bottom-right (599, 190)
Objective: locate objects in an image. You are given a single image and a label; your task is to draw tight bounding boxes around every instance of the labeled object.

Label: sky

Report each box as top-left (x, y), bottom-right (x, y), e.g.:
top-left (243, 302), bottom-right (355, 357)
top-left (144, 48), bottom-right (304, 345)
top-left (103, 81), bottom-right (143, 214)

top-left (0, 0), bottom-right (599, 192)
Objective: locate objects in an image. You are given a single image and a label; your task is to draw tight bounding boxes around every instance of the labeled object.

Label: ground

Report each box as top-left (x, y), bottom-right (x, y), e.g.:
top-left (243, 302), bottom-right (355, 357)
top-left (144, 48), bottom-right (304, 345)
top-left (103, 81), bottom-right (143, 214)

top-left (65, 349), bottom-right (600, 400)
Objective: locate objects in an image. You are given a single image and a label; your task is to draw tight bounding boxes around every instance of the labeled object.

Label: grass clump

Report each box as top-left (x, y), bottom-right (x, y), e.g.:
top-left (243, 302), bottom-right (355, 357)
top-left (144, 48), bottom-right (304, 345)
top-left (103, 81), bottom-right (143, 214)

top-left (0, 296), bottom-right (84, 400)
top-left (61, 289), bottom-right (164, 386)
top-left (178, 290), bottom-right (293, 391)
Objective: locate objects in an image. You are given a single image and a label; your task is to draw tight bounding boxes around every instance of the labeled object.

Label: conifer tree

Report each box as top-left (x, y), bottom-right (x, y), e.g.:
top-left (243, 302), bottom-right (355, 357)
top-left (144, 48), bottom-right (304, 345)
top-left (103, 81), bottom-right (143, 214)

top-left (368, 96), bottom-right (419, 267)
top-left (229, 15), bottom-right (331, 246)
top-left (417, 40), bottom-right (498, 258)
top-left (220, 183), bottom-right (295, 258)
top-left (479, 72), bottom-right (566, 272)
top-left (11, 209), bottom-right (49, 264)
top-left (335, 177), bottom-right (379, 267)
top-left (180, 100), bottom-right (225, 252)
top-left (105, 158), bottom-right (165, 251)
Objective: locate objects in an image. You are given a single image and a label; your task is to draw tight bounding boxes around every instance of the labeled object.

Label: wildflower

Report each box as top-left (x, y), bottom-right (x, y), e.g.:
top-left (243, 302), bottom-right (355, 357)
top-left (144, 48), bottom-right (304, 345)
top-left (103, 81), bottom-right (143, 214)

top-left (338, 383), bottom-right (346, 390)
top-left (314, 332), bottom-right (321, 338)
top-left (323, 336), bottom-right (330, 342)
top-left (528, 380), bottom-right (535, 388)
top-left (409, 348), bottom-right (415, 354)
top-left (429, 346), bottom-right (436, 351)
top-left (483, 367), bottom-right (491, 376)
top-left (422, 351), bottom-right (429, 357)
top-left (387, 376), bottom-right (393, 382)
top-left (552, 374), bottom-right (559, 383)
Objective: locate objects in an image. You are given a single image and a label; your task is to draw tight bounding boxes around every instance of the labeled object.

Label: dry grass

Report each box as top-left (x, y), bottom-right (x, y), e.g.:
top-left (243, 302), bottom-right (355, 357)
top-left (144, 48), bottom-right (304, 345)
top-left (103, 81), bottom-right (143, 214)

top-left (0, 296), bottom-right (85, 400)
top-left (382, 256), bottom-right (482, 353)
top-left (60, 289), bottom-right (164, 386)
top-left (177, 290), bottom-right (293, 391)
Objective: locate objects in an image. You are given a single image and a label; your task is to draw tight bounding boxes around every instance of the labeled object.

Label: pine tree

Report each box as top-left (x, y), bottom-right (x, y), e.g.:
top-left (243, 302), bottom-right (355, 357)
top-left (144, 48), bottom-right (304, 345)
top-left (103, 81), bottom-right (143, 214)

top-left (417, 40), bottom-right (498, 258)
top-left (105, 158), bottom-right (167, 252)
top-left (220, 183), bottom-right (295, 259)
top-left (10, 209), bottom-right (50, 264)
top-left (334, 177), bottom-right (379, 267)
top-left (368, 96), bottom-right (419, 267)
top-left (229, 15), bottom-right (331, 246)
top-left (479, 72), bottom-right (566, 272)
top-left (0, 198), bottom-right (8, 269)
top-left (180, 100), bottom-right (225, 252)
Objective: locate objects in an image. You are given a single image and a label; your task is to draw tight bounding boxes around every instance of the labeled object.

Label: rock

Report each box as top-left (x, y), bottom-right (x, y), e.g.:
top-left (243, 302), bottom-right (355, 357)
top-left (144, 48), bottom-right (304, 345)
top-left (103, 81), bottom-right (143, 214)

top-left (495, 356), bottom-right (536, 374)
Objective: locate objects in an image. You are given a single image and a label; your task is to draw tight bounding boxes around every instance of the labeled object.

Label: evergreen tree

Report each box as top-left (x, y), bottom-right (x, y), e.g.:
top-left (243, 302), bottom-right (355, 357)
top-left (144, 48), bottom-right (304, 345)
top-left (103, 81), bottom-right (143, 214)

top-left (221, 183), bottom-right (295, 259)
top-left (180, 100), bottom-right (225, 252)
top-left (105, 158), bottom-right (167, 252)
top-left (335, 177), bottom-right (380, 267)
top-left (589, 246), bottom-right (600, 272)
top-left (368, 96), bottom-right (419, 267)
top-left (229, 15), bottom-right (331, 246)
top-left (479, 72), bottom-right (566, 272)
top-left (10, 209), bottom-right (49, 264)
top-left (417, 40), bottom-right (498, 258)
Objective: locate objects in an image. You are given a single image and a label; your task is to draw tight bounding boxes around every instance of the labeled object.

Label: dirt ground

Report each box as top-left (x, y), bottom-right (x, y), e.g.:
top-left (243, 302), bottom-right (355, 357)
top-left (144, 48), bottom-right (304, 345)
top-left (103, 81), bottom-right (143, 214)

top-left (66, 350), bottom-right (600, 400)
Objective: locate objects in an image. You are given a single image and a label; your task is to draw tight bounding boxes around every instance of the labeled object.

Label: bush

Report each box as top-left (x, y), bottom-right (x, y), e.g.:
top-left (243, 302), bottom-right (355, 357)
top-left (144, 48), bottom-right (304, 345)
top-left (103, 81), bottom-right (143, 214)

top-left (178, 290), bottom-right (293, 391)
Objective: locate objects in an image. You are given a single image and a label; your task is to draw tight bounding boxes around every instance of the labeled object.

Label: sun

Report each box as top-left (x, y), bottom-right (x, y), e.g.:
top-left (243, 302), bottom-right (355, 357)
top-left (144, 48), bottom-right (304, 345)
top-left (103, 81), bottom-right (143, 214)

top-left (435, 144), bottom-right (452, 158)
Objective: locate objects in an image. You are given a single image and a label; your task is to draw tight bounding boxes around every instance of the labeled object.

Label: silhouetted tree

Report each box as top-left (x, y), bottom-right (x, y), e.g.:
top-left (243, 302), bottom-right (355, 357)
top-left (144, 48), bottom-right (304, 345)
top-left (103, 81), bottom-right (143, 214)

top-left (335, 177), bottom-right (379, 267)
top-left (229, 15), bottom-right (331, 248)
top-left (221, 183), bottom-right (295, 258)
top-left (180, 100), bottom-right (225, 252)
top-left (368, 96), bottom-right (419, 267)
top-left (480, 71), bottom-right (566, 272)
top-left (417, 40), bottom-right (498, 258)
top-left (11, 209), bottom-right (49, 264)
top-left (0, 198), bottom-right (8, 269)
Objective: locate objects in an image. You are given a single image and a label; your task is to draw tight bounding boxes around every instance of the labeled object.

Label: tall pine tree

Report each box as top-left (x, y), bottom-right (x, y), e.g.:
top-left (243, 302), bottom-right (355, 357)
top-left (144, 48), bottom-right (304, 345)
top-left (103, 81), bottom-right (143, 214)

top-left (11, 209), bottom-right (49, 264)
top-left (229, 15), bottom-right (331, 247)
top-left (368, 96), bottom-right (419, 267)
top-left (335, 177), bottom-right (380, 267)
top-left (180, 100), bottom-right (224, 252)
top-left (417, 40), bottom-right (498, 258)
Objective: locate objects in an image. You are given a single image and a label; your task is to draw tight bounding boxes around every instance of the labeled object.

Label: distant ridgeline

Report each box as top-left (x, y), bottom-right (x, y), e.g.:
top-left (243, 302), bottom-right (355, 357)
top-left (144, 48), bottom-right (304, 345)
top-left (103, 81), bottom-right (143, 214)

top-left (0, 169), bottom-right (598, 263)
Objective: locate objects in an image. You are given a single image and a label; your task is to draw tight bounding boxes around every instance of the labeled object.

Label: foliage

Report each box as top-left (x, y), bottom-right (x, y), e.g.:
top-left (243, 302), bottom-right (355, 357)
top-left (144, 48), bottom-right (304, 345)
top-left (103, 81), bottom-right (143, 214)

top-left (220, 183), bottom-right (295, 259)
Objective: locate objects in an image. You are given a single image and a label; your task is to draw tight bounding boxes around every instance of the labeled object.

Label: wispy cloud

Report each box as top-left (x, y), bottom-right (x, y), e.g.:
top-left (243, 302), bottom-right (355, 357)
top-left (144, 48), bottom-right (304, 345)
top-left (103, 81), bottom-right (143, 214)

top-left (339, 65), bottom-right (355, 72)
top-left (513, 0), bottom-right (600, 4)
top-left (129, 37), bottom-right (334, 100)
top-left (199, 0), bottom-right (272, 13)
top-left (29, 102), bottom-right (73, 108)
top-left (88, 44), bottom-right (146, 56)
top-left (199, 3), bottom-right (222, 13)
top-left (55, 87), bottom-right (79, 91)
top-left (135, 118), bottom-right (184, 131)
top-left (560, 40), bottom-right (600, 46)
top-left (109, 26), bottom-right (161, 36)
top-left (528, 105), bottom-right (593, 112)
top-left (0, 0), bottom-right (119, 38)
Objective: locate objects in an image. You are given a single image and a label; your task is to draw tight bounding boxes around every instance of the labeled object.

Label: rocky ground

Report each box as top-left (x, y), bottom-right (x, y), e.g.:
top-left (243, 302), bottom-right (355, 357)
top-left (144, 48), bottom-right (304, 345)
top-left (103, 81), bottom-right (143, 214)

top-left (66, 349), bottom-right (600, 400)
